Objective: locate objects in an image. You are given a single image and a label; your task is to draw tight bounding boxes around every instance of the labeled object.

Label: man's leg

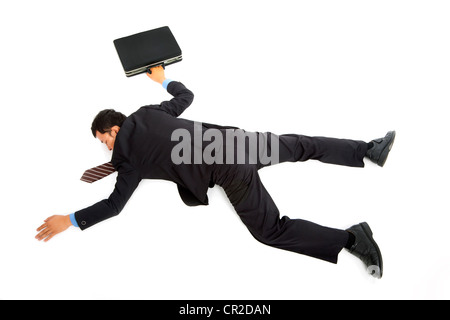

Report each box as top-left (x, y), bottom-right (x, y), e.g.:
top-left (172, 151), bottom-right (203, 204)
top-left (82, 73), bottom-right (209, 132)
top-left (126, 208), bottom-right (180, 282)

top-left (257, 133), bottom-right (369, 169)
top-left (256, 131), bottom-right (396, 169)
top-left (214, 164), bottom-right (349, 264)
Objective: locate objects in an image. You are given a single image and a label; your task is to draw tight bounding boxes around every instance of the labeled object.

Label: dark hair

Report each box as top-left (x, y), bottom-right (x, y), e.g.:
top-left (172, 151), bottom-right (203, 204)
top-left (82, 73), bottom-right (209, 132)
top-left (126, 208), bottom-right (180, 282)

top-left (91, 109), bottom-right (127, 138)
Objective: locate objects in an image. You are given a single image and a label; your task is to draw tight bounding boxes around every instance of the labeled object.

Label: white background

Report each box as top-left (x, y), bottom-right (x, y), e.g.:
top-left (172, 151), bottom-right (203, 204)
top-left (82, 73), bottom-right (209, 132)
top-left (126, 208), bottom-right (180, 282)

top-left (1, 0), bottom-right (449, 300)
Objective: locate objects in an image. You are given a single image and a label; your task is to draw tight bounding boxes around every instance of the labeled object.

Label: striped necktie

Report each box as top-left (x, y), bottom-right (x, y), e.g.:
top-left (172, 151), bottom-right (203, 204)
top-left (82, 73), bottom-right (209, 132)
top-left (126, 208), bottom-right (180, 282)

top-left (80, 162), bottom-right (116, 183)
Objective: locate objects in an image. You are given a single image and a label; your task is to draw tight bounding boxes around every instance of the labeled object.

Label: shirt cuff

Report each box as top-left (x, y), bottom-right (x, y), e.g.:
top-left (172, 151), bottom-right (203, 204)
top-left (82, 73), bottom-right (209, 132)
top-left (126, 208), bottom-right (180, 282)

top-left (162, 79), bottom-right (173, 90)
top-left (69, 213), bottom-right (79, 228)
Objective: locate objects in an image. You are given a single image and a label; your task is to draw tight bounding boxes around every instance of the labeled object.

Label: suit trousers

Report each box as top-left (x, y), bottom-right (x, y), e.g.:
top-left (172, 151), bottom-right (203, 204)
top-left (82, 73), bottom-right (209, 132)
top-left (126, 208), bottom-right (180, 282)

top-left (211, 133), bottom-right (368, 263)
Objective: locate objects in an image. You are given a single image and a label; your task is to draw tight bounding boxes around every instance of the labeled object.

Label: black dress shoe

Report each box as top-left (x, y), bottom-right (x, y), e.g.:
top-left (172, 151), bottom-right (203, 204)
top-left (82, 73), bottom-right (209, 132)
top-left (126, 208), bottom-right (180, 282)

top-left (346, 222), bottom-right (383, 278)
top-left (366, 131), bottom-right (396, 167)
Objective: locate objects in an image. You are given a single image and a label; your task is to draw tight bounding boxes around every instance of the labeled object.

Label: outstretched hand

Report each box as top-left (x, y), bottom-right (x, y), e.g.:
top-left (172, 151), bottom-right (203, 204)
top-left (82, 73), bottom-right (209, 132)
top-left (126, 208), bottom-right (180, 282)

top-left (146, 65), bottom-right (166, 84)
top-left (36, 215), bottom-right (72, 242)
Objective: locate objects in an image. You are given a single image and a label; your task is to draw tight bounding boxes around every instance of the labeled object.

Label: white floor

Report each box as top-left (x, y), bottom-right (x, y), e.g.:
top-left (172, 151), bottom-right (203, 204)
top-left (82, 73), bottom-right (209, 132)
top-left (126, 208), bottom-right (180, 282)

top-left (1, 0), bottom-right (449, 300)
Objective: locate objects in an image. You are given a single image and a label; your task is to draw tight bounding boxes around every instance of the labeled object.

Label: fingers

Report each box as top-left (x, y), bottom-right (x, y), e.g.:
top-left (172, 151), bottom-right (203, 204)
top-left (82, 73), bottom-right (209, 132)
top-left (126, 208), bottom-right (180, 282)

top-left (147, 65), bottom-right (165, 77)
top-left (36, 215), bottom-right (71, 242)
top-left (35, 225), bottom-right (52, 241)
top-left (36, 217), bottom-right (55, 241)
top-left (150, 65), bottom-right (164, 71)
top-left (43, 233), bottom-right (55, 242)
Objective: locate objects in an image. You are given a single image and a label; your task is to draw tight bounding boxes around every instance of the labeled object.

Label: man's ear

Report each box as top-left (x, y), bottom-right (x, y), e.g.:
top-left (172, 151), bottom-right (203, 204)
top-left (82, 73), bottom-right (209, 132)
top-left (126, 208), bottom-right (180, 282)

top-left (110, 125), bottom-right (121, 136)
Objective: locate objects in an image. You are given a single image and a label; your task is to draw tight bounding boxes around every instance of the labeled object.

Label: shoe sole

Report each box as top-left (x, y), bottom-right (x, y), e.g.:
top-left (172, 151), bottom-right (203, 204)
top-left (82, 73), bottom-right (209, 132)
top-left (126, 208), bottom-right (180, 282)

top-left (360, 222), bottom-right (383, 278)
top-left (378, 131), bottom-right (396, 167)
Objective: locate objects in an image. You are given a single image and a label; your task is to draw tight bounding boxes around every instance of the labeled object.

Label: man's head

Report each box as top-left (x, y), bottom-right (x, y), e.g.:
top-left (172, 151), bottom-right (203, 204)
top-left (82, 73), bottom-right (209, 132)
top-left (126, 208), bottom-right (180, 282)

top-left (91, 109), bottom-right (127, 151)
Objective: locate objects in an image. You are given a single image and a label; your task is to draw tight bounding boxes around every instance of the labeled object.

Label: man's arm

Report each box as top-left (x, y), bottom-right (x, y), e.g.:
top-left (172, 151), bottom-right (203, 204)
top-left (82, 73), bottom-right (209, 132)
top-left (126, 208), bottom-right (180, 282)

top-left (36, 164), bottom-right (141, 241)
top-left (146, 66), bottom-right (194, 117)
top-left (72, 165), bottom-right (141, 230)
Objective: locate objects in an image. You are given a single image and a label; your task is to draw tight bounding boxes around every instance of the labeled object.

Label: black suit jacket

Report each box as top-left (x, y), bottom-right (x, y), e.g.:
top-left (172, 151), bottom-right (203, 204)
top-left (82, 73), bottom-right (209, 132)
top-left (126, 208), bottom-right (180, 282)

top-left (75, 81), bottom-right (235, 230)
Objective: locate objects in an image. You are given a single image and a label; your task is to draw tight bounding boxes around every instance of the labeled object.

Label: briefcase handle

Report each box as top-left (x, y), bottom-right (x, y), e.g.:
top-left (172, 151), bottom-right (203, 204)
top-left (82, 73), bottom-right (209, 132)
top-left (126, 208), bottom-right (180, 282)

top-left (146, 63), bottom-right (165, 74)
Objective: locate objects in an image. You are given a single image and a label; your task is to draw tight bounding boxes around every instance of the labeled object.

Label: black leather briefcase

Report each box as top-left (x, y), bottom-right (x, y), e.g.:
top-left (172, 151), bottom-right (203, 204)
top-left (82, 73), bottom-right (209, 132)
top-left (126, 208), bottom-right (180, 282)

top-left (113, 26), bottom-right (182, 77)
